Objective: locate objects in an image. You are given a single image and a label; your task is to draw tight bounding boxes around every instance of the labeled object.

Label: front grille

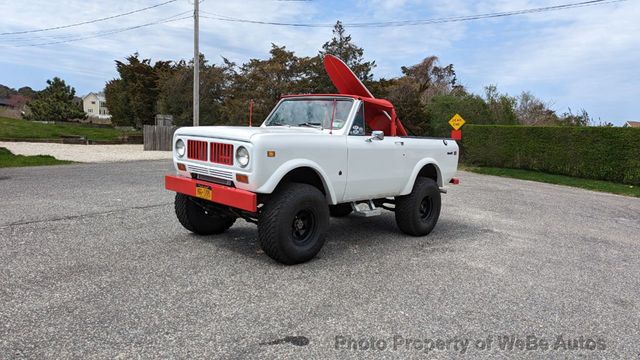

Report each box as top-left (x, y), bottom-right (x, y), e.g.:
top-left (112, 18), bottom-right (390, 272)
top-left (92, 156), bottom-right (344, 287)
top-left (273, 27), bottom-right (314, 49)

top-left (210, 142), bottom-right (234, 165)
top-left (195, 173), bottom-right (233, 187)
top-left (187, 140), bottom-right (208, 161)
top-left (187, 164), bottom-right (233, 180)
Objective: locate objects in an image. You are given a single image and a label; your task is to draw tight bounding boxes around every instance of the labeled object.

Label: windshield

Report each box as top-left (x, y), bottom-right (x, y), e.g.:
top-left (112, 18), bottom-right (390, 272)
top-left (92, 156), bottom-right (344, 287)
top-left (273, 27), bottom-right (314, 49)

top-left (264, 98), bottom-right (353, 129)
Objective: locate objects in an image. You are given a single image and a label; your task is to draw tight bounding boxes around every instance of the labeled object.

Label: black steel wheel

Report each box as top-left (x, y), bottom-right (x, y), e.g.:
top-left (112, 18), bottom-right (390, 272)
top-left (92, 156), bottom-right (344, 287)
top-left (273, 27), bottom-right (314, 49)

top-left (395, 178), bottom-right (441, 236)
top-left (258, 183), bottom-right (329, 265)
top-left (174, 193), bottom-right (236, 235)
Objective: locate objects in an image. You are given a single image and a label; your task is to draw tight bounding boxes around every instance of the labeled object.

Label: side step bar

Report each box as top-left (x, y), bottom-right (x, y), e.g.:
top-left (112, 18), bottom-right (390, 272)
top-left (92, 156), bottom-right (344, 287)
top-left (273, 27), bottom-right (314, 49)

top-left (351, 200), bottom-right (382, 217)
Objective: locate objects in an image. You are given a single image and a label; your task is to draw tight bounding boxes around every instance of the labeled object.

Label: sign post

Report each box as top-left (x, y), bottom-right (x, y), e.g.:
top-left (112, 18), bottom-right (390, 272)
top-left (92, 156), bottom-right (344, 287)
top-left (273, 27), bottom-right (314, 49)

top-left (448, 114), bottom-right (465, 140)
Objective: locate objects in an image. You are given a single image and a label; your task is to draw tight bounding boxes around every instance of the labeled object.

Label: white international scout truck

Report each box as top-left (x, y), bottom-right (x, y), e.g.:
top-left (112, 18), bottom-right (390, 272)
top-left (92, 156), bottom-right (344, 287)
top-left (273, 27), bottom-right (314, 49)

top-left (165, 55), bottom-right (459, 264)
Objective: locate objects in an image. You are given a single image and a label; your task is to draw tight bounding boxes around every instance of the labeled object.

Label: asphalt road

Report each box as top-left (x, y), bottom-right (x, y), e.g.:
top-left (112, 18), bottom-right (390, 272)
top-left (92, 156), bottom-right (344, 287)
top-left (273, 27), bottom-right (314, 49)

top-left (1, 161), bottom-right (639, 359)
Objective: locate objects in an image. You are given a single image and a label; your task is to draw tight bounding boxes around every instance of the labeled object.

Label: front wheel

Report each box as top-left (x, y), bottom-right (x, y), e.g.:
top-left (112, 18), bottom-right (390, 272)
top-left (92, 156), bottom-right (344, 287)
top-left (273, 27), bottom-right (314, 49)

top-left (174, 193), bottom-right (236, 235)
top-left (394, 178), bottom-right (441, 236)
top-left (258, 183), bottom-right (329, 265)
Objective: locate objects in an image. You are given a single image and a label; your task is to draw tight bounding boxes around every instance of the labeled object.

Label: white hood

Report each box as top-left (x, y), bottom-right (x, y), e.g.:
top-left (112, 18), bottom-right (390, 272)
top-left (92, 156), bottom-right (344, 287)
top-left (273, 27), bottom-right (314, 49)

top-left (175, 126), bottom-right (320, 142)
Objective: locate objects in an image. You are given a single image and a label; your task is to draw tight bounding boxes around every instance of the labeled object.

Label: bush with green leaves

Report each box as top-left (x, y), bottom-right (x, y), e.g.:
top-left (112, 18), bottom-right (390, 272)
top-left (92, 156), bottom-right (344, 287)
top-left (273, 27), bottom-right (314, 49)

top-left (461, 125), bottom-right (640, 185)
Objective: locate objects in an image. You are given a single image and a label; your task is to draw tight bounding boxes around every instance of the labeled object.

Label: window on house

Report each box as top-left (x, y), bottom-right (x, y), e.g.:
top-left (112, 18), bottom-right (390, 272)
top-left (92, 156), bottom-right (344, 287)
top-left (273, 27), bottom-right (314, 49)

top-left (88, 109), bottom-right (93, 112)
top-left (91, 101), bottom-right (96, 104)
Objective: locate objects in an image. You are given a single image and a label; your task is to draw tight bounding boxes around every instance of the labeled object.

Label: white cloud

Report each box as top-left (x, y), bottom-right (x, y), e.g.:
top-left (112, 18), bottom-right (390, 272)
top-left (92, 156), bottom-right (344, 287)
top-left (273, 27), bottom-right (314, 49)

top-left (0, 0), bottom-right (637, 123)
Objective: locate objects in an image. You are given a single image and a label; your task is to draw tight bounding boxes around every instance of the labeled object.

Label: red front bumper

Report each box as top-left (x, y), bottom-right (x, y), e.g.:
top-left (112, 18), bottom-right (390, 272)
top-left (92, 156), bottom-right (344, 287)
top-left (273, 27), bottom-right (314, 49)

top-left (165, 175), bottom-right (257, 212)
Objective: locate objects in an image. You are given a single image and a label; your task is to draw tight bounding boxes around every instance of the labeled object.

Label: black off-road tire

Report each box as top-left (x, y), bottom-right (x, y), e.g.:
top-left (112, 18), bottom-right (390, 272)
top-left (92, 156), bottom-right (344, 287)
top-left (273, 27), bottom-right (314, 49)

top-left (395, 177), bottom-right (441, 236)
top-left (329, 203), bottom-right (353, 217)
top-left (174, 193), bottom-right (236, 235)
top-left (258, 183), bottom-right (329, 265)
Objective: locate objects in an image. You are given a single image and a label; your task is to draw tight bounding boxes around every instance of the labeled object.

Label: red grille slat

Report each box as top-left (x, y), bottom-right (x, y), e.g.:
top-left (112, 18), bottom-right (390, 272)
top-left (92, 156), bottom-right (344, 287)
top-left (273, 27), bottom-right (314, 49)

top-left (210, 142), bottom-right (234, 165)
top-left (187, 139), bottom-right (208, 161)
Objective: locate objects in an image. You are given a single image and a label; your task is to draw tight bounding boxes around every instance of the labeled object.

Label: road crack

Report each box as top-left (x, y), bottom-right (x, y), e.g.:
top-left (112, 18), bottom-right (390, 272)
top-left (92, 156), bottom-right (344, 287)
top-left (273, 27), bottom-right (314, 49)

top-left (0, 203), bottom-right (172, 229)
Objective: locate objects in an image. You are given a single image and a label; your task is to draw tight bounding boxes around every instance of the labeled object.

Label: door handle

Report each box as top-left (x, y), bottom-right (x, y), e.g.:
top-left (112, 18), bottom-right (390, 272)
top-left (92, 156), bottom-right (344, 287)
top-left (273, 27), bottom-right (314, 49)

top-left (394, 141), bottom-right (404, 146)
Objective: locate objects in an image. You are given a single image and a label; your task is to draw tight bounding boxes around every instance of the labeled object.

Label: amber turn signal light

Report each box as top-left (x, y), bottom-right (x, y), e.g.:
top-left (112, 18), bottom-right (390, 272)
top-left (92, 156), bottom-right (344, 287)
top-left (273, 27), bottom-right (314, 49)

top-left (177, 163), bottom-right (186, 171)
top-left (267, 151), bottom-right (276, 157)
top-left (236, 174), bottom-right (249, 183)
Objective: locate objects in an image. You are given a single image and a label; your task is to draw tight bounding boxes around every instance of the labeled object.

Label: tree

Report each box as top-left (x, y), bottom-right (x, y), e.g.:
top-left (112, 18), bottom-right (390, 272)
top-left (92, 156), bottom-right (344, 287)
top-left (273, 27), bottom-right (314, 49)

top-left (0, 84), bottom-right (15, 98)
top-left (385, 77), bottom-right (428, 134)
top-left (223, 45), bottom-right (314, 125)
top-left (400, 56), bottom-right (458, 104)
top-left (320, 21), bottom-right (375, 82)
top-left (484, 85), bottom-right (518, 125)
top-left (306, 21), bottom-right (377, 94)
top-left (26, 77), bottom-right (85, 122)
top-left (515, 91), bottom-right (558, 125)
top-left (384, 56), bottom-right (459, 135)
top-left (427, 94), bottom-right (491, 136)
top-left (17, 86), bottom-right (38, 98)
top-left (157, 54), bottom-right (234, 126)
top-left (104, 79), bottom-right (134, 127)
top-left (558, 108), bottom-right (591, 126)
top-left (104, 53), bottom-right (162, 129)
top-left (120, 54), bottom-right (160, 128)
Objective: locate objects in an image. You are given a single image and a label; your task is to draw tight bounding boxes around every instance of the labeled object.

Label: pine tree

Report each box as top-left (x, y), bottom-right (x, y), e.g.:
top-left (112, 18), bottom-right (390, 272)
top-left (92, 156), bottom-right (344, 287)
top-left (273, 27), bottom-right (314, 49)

top-left (320, 21), bottom-right (375, 82)
top-left (27, 77), bottom-right (85, 122)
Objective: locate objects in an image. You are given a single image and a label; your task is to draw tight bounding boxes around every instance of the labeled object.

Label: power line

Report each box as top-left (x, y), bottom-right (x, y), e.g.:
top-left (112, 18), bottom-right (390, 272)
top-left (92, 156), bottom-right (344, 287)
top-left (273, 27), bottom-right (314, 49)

top-left (201, 0), bottom-right (625, 28)
top-left (1, 14), bottom-right (183, 44)
top-left (4, 12), bottom-right (191, 47)
top-left (0, 0), bottom-right (178, 36)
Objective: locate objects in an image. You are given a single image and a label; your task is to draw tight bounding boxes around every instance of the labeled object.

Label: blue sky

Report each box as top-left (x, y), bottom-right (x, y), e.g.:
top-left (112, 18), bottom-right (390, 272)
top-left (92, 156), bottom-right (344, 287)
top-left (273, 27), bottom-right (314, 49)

top-left (1, 0), bottom-right (638, 125)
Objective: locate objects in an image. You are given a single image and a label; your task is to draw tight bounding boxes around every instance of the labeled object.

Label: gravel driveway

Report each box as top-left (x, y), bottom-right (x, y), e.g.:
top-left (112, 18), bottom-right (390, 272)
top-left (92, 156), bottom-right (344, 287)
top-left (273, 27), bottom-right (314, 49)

top-left (0, 141), bottom-right (172, 162)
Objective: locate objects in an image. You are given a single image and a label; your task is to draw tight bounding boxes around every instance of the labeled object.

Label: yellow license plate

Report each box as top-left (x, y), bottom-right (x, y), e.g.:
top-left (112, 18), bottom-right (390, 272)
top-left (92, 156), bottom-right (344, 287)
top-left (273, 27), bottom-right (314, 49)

top-left (195, 184), bottom-right (212, 200)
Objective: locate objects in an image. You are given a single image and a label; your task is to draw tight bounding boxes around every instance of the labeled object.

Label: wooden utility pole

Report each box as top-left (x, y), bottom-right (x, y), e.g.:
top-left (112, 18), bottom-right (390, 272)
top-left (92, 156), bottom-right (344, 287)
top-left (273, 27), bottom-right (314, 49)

top-left (193, 0), bottom-right (199, 126)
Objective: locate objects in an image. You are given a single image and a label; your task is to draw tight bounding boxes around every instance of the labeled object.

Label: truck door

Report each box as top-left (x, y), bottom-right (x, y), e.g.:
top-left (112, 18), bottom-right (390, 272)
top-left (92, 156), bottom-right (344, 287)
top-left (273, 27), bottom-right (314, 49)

top-left (342, 103), bottom-right (405, 202)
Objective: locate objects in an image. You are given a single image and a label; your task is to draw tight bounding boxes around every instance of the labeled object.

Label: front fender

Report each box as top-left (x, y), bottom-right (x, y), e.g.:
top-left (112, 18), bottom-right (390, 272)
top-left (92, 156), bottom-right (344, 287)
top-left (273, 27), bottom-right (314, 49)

top-left (399, 158), bottom-right (442, 195)
top-left (255, 159), bottom-right (338, 204)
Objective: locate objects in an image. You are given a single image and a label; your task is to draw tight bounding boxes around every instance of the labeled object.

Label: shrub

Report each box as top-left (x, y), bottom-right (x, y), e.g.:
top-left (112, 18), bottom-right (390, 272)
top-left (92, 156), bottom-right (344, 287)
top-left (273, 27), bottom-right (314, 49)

top-left (460, 125), bottom-right (640, 185)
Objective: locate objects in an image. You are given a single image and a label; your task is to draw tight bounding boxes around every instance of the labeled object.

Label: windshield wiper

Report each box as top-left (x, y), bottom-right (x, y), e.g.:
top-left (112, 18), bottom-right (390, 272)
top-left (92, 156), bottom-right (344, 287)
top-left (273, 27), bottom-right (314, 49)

top-left (298, 122), bottom-right (323, 129)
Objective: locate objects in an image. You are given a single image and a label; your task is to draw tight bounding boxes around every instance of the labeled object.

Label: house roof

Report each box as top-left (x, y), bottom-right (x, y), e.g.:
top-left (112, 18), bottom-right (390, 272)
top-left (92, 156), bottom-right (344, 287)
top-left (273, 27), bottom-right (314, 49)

top-left (83, 92), bottom-right (106, 102)
top-left (624, 121), bottom-right (640, 128)
top-left (0, 97), bottom-right (11, 106)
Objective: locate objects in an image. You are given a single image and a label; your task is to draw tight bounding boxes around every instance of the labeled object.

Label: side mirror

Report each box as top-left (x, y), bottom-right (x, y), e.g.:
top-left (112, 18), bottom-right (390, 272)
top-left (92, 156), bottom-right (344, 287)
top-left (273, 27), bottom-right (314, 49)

top-left (366, 130), bottom-right (385, 142)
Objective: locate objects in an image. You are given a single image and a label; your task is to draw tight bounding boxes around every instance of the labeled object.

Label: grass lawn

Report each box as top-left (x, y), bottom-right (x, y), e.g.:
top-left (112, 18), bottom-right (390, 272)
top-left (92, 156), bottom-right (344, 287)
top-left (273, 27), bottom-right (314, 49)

top-left (0, 147), bottom-right (72, 168)
top-left (464, 166), bottom-right (640, 198)
top-left (0, 116), bottom-right (140, 142)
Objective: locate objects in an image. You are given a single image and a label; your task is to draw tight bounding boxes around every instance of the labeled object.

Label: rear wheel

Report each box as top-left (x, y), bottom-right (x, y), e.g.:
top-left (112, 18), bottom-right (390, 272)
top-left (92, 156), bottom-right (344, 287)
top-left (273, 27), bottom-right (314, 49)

top-left (174, 193), bottom-right (236, 235)
top-left (329, 203), bottom-right (353, 217)
top-left (395, 178), bottom-right (441, 236)
top-left (258, 183), bottom-right (329, 265)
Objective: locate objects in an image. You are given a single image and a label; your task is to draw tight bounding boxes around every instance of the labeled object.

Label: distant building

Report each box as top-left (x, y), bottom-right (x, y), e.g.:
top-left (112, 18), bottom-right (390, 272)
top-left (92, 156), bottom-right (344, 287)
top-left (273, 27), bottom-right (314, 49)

top-left (623, 121), bottom-right (640, 128)
top-left (82, 92), bottom-right (111, 124)
top-left (0, 94), bottom-right (30, 119)
top-left (0, 97), bottom-right (12, 108)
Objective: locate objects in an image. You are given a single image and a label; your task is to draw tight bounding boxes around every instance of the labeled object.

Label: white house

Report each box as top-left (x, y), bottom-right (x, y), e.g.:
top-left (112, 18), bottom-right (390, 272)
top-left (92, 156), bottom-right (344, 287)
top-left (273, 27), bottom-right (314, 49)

top-left (82, 92), bottom-right (111, 124)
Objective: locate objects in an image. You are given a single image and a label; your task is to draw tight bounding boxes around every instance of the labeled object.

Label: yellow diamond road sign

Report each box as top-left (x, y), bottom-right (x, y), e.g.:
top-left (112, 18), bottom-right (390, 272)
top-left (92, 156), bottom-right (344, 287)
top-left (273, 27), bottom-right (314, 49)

top-left (448, 114), bottom-right (466, 130)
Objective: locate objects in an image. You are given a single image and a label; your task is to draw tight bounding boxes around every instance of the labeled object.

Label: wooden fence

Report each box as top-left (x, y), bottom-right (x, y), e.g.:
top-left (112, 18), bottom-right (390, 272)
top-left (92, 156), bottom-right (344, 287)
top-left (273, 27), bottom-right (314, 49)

top-left (143, 125), bottom-right (177, 151)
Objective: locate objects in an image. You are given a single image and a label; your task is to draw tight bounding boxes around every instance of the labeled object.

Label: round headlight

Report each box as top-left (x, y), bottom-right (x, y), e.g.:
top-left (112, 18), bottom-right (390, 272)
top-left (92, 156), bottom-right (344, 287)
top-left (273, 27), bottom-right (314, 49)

top-left (236, 146), bottom-right (249, 167)
top-left (175, 139), bottom-right (185, 157)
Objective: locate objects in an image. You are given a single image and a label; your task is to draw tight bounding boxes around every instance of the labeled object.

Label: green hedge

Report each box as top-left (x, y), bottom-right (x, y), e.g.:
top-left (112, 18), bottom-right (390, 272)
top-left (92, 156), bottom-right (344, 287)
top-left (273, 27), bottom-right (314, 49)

top-left (460, 125), bottom-right (640, 185)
